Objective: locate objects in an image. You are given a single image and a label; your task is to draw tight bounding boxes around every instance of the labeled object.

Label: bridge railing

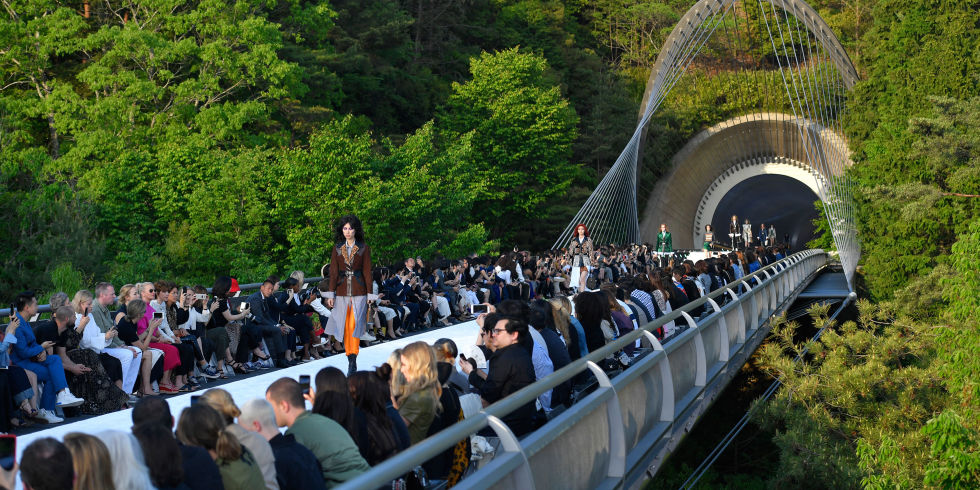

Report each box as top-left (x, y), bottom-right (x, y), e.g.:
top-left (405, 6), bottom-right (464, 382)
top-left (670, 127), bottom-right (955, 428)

top-left (337, 249), bottom-right (830, 490)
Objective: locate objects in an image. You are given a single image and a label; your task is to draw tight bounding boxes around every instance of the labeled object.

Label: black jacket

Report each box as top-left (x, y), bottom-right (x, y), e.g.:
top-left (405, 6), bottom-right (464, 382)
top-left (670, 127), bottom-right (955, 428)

top-left (179, 443), bottom-right (224, 490)
top-left (268, 433), bottom-right (326, 490)
top-left (538, 328), bottom-right (572, 408)
top-left (468, 343), bottom-right (537, 436)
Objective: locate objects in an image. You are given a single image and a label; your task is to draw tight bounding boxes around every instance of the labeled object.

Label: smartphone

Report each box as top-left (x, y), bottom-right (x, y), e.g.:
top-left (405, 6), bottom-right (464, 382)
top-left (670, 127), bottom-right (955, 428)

top-left (7, 304), bottom-right (16, 322)
top-left (0, 434), bottom-right (15, 471)
top-left (190, 395), bottom-right (201, 405)
top-left (299, 375), bottom-right (311, 395)
top-left (152, 311), bottom-right (163, 320)
top-left (195, 294), bottom-right (208, 301)
top-left (471, 304), bottom-right (489, 314)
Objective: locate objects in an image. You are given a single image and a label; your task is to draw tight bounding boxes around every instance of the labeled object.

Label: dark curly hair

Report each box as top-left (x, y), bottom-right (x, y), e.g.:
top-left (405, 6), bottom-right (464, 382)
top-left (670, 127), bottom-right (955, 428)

top-left (334, 214), bottom-right (365, 244)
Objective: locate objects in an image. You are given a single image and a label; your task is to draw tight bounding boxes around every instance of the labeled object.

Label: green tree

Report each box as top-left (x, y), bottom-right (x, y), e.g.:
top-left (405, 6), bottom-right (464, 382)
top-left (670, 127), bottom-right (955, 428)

top-left (440, 47), bottom-right (579, 241)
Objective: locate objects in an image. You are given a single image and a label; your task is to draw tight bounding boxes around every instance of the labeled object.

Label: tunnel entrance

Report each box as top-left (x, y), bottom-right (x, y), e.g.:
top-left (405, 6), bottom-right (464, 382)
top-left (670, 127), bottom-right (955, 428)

top-left (709, 174), bottom-right (819, 250)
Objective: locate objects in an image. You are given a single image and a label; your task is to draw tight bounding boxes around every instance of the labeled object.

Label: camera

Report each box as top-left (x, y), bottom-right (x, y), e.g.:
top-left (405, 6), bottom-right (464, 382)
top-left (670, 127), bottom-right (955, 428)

top-left (298, 285), bottom-right (319, 303)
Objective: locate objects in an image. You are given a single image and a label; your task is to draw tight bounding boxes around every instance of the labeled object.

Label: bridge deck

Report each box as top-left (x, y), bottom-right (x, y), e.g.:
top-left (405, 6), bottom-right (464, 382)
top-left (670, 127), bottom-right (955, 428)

top-left (797, 270), bottom-right (850, 298)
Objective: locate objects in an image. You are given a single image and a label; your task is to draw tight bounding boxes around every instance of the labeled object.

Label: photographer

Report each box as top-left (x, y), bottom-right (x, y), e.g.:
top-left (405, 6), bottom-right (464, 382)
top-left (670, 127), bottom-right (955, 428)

top-left (281, 272), bottom-right (342, 362)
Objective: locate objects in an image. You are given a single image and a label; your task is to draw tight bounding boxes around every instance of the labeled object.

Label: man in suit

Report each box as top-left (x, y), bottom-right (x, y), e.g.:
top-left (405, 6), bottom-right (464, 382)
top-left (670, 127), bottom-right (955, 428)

top-left (655, 223), bottom-right (673, 253)
top-left (246, 279), bottom-right (290, 368)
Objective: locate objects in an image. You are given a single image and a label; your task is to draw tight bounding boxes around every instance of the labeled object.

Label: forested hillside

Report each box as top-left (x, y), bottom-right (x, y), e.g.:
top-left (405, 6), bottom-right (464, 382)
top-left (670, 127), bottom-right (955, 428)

top-left (2, 0), bottom-right (978, 486)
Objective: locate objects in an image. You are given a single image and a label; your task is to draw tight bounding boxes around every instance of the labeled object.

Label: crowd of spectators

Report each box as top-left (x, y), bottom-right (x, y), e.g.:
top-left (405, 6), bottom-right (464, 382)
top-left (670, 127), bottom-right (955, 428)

top-left (0, 234), bottom-right (789, 488)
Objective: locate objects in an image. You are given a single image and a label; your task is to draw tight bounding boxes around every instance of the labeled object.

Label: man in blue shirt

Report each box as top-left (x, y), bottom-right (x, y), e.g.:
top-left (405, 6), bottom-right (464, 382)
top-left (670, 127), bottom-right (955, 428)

top-left (10, 291), bottom-right (84, 421)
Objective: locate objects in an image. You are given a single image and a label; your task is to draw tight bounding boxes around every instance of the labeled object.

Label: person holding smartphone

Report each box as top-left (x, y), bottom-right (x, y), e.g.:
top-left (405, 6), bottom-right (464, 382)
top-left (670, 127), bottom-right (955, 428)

top-left (9, 291), bottom-right (85, 422)
top-left (323, 215), bottom-right (373, 376)
top-left (0, 314), bottom-right (42, 427)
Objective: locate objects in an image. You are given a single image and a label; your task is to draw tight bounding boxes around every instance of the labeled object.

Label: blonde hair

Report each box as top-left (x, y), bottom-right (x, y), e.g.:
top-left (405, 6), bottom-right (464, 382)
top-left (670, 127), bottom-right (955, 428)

top-left (118, 284), bottom-right (137, 303)
top-left (200, 388), bottom-right (241, 425)
top-left (72, 290), bottom-right (94, 314)
top-left (387, 348), bottom-right (406, 400)
top-left (289, 270), bottom-right (305, 283)
top-left (398, 341), bottom-right (442, 405)
top-left (64, 432), bottom-right (117, 490)
top-left (548, 297), bottom-right (572, 345)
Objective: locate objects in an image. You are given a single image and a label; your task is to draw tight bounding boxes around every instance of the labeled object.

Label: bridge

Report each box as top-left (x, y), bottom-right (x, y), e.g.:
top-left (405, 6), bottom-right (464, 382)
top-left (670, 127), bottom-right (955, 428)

top-left (343, 0), bottom-right (863, 487)
top-left (339, 249), bottom-right (853, 489)
top-left (554, 0), bottom-right (860, 290)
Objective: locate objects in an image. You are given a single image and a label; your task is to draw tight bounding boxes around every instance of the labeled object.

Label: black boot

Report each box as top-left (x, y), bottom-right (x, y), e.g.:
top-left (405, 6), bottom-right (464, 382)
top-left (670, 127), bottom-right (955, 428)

top-left (347, 354), bottom-right (357, 377)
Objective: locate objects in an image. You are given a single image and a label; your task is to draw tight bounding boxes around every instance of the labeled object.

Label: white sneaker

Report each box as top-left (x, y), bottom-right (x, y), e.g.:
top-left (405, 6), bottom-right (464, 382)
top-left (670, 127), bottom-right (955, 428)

top-left (35, 408), bottom-right (64, 424)
top-left (361, 331), bottom-right (377, 342)
top-left (56, 390), bottom-right (85, 408)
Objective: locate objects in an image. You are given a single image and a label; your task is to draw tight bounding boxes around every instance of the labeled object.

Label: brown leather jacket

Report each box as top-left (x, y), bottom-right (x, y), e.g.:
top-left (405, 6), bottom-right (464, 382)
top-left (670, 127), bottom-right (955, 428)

top-left (325, 241), bottom-right (373, 298)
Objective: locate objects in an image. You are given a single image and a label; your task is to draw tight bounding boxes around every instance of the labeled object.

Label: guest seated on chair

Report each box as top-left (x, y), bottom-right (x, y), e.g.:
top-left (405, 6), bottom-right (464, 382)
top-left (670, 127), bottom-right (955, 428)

top-left (9, 291), bottom-right (84, 422)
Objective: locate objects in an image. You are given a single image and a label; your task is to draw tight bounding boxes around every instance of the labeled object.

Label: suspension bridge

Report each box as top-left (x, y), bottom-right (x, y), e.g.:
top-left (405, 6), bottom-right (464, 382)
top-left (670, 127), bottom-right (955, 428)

top-left (343, 0), bottom-right (861, 487)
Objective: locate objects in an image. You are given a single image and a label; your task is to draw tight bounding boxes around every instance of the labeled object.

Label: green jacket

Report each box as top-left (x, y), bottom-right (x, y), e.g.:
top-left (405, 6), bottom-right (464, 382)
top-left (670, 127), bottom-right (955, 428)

top-left (91, 301), bottom-right (125, 348)
top-left (286, 411), bottom-right (370, 488)
top-left (656, 231), bottom-right (673, 253)
top-left (217, 447), bottom-right (266, 490)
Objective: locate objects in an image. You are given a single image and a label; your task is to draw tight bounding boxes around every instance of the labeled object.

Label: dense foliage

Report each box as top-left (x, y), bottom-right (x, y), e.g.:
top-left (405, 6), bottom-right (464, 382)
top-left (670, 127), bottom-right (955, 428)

top-left (750, 0), bottom-right (980, 487)
top-left (0, 0), bottom-right (654, 297)
top-left (2, 1), bottom-right (978, 486)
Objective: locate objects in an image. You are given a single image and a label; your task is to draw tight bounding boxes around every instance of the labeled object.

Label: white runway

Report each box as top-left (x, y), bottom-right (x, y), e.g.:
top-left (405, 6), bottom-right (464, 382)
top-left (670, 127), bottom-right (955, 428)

top-left (14, 320), bottom-right (481, 461)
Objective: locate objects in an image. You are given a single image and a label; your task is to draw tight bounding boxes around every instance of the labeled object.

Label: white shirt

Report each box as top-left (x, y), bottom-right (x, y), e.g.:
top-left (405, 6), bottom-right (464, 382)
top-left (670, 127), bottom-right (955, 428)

top-left (149, 300), bottom-right (177, 342)
top-left (179, 307), bottom-right (212, 330)
top-left (77, 312), bottom-right (110, 353)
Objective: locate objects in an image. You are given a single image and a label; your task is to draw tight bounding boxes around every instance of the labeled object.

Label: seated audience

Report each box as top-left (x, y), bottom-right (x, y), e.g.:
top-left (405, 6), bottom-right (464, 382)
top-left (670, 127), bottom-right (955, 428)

top-left (34, 303), bottom-right (128, 414)
top-left (131, 395), bottom-right (223, 490)
top-left (0, 315), bottom-right (41, 426)
top-left (572, 291), bottom-right (610, 353)
top-left (20, 437), bottom-right (75, 490)
top-left (432, 338), bottom-right (470, 395)
top-left (349, 370), bottom-right (405, 462)
top-left (176, 403), bottom-right (265, 490)
top-left (265, 377), bottom-right (369, 487)
top-left (10, 291), bottom-right (85, 420)
top-left (63, 432), bottom-right (117, 490)
top-left (239, 398), bottom-right (326, 490)
top-left (459, 316), bottom-right (537, 436)
top-left (370, 362), bottom-right (412, 451)
top-left (87, 282), bottom-right (144, 397)
top-left (395, 341), bottom-right (442, 445)
top-left (97, 430), bottom-right (156, 490)
top-left (310, 367), bottom-right (369, 460)
top-left (529, 300), bottom-right (572, 408)
top-left (132, 423), bottom-right (188, 490)
top-left (136, 282), bottom-right (185, 393)
top-left (200, 387), bottom-right (279, 490)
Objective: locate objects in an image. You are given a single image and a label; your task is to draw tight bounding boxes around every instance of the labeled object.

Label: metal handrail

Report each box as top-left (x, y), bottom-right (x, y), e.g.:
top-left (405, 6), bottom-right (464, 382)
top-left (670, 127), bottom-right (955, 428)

top-left (337, 249), bottom-right (826, 489)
